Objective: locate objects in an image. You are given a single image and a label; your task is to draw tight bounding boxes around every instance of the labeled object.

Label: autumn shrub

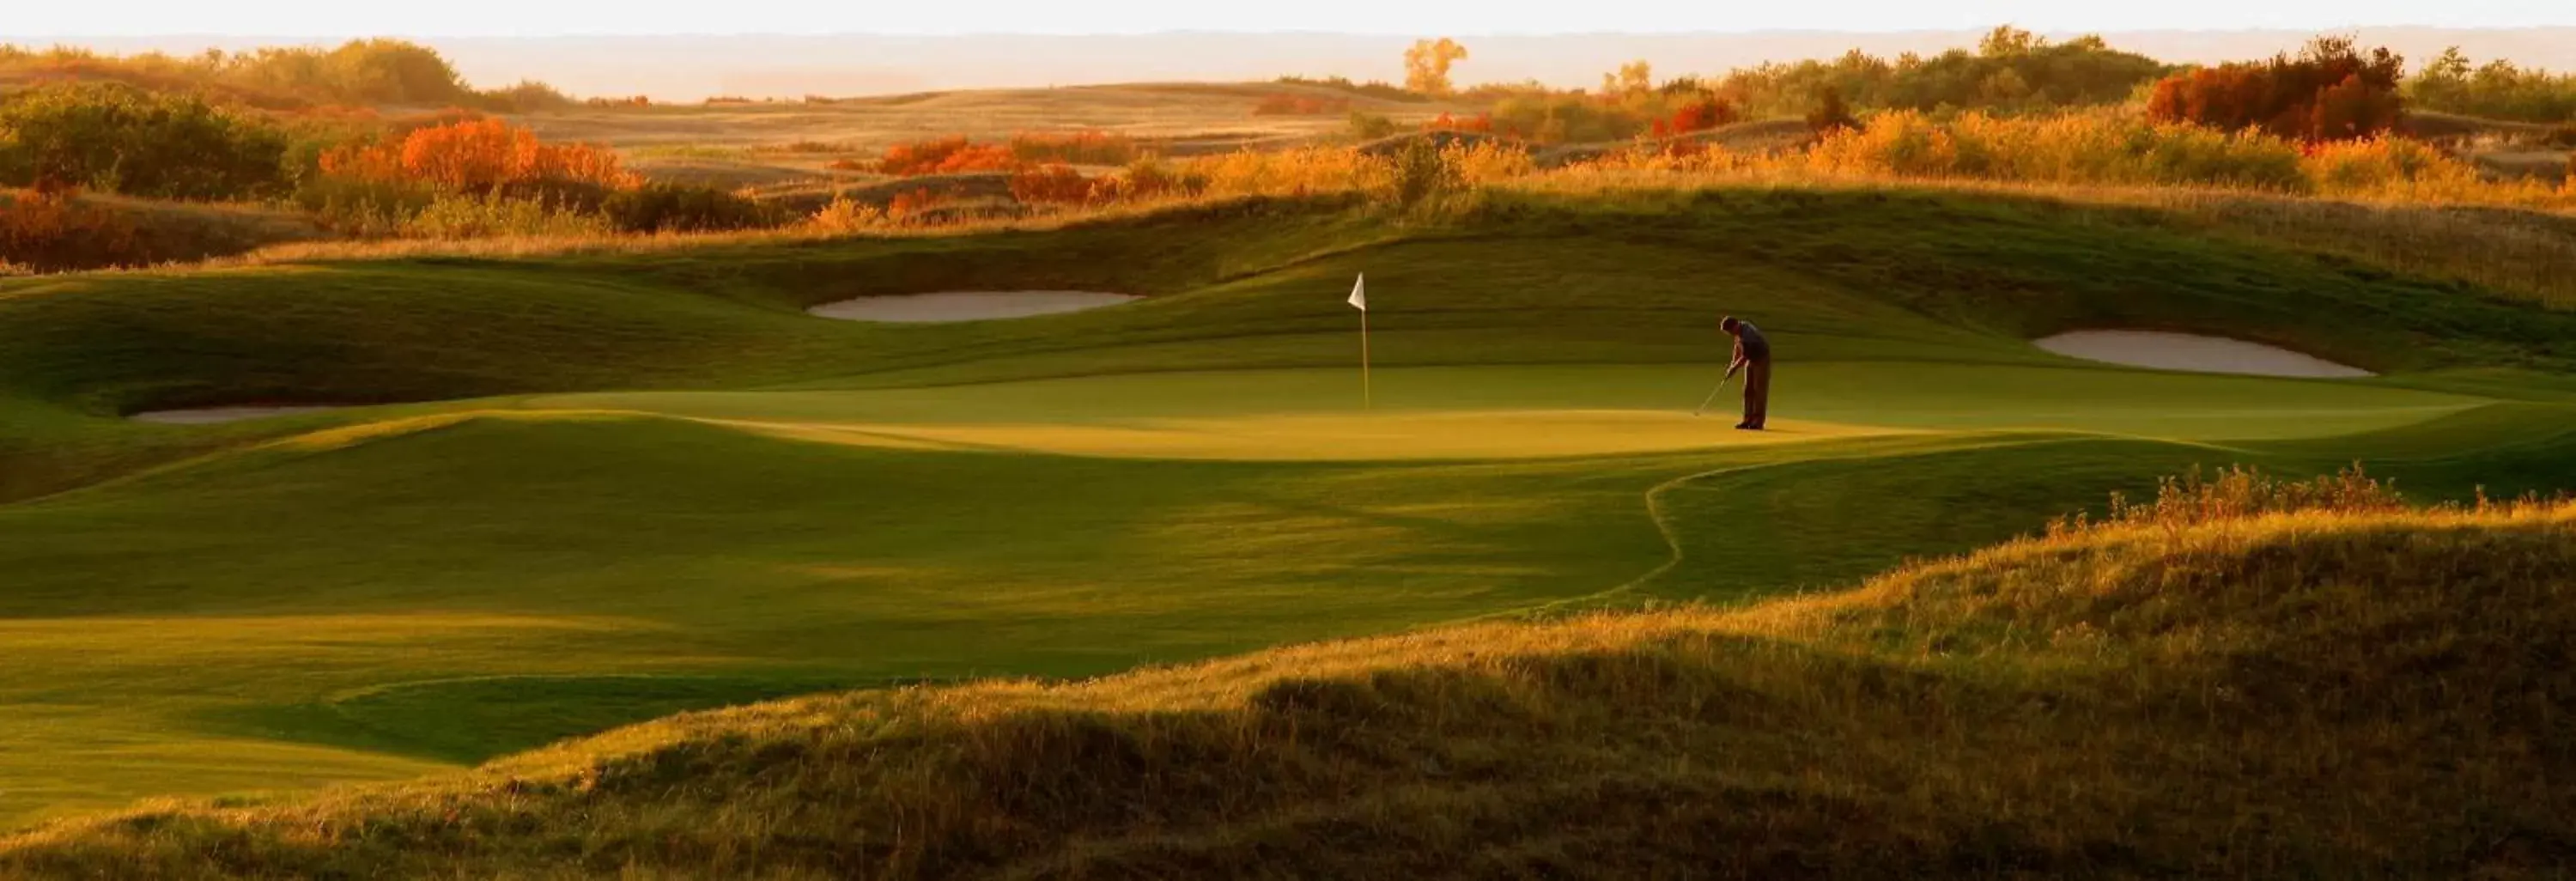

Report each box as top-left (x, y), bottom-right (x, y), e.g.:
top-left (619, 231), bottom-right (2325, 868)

top-left (1388, 138), bottom-right (1463, 207)
top-left (1805, 111), bottom-right (2308, 191)
top-left (806, 195), bottom-right (890, 234)
top-left (1006, 131), bottom-right (1138, 166)
top-left (1423, 112), bottom-right (1496, 134)
top-left (599, 183), bottom-right (784, 233)
top-left (398, 191), bottom-right (613, 239)
top-left (876, 137), bottom-right (1020, 175)
top-left (0, 82), bottom-right (290, 200)
top-left (2300, 137), bottom-right (2500, 201)
top-left (1652, 97), bottom-right (1741, 137)
top-left (295, 175), bottom-right (439, 236)
top-left (1186, 147), bottom-right (1385, 198)
top-left (0, 189), bottom-right (144, 271)
top-left (317, 118), bottom-right (635, 194)
top-left (1445, 141), bottom-right (1537, 184)
top-left (1347, 112), bottom-right (1400, 141)
top-left (1088, 157), bottom-right (1205, 203)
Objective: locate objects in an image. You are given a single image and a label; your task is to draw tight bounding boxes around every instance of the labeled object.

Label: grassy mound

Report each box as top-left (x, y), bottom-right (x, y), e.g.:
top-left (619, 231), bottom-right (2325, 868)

top-left (3, 474), bottom-right (2567, 878)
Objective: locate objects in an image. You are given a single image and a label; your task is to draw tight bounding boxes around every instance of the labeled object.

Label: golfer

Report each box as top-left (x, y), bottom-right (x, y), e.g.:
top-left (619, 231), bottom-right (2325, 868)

top-left (1720, 316), bottom-right (1771, 430)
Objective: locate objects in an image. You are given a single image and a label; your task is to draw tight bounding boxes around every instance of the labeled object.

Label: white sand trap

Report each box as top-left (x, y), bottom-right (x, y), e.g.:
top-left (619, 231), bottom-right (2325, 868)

top-left (807, 291), bottom-right (1139, 323)
top-left (131, 405), bottom-right (343, 425)
top-left (2033, 331), bottom-right (2372, 379)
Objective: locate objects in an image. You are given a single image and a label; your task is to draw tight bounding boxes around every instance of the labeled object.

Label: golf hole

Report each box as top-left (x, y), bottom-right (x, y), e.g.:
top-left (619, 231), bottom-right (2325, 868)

top-left (130, 405), bottom-right (346, 425)
top-left (2032, 330), bottom-right (2372, 379)
top-left (807, 291), bottom-right (1141, 323)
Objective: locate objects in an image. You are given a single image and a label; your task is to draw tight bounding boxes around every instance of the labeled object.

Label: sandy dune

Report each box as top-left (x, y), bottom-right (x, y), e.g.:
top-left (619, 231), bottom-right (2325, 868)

top-left (2033, 331), bottom-right (2372, 379)
top-left (806, 291), bottom-right (1139, 323)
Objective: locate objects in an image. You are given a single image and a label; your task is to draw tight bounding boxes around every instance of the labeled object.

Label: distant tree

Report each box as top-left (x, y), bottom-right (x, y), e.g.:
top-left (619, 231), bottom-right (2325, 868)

top-left (2403, 46), bottom-right (2576, 125)
top-left (1712, 30), bottom-right (2161, 118)
top-left (1978, 25), bottom-right (2043, 58)
top-left (1807, 86), bottom-right (1859, 134)
top-left (2148, 35), bottom-right (2404, 141)
top-left (1404, 38), bottom-right (1470, 96)
top-left (0, 82), bottom-right (289, 200)
top-left (1603, 60), bottom-right (1652, 96)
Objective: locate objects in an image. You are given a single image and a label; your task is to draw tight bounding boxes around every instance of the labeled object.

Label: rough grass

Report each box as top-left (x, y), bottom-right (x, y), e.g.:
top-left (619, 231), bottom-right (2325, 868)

top-left (3, 476), bottom-right (2567, 878)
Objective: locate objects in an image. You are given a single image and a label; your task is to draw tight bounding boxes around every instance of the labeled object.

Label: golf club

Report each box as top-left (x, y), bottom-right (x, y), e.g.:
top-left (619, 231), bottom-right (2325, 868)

top-left (1692, 372), bottom-right (1735, 417)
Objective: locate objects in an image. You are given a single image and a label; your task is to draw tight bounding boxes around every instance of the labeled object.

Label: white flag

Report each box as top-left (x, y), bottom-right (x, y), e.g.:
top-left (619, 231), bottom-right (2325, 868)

top-left (1347, 273), bottom-right (1367, 312)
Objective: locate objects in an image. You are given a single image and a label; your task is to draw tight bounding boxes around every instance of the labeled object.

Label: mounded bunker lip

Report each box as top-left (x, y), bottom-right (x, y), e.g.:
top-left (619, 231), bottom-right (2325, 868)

top-left (129, 405), bottom-right (347, 425)
top-left (806, 291), bottom-right (1141, 323)
top-left (2032, 330), bottom-right (2373, 379)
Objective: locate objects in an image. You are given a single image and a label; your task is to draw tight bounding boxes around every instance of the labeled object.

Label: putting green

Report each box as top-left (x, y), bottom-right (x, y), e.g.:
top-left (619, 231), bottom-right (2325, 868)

top-left (3, 190), bottom-right (2574, 828)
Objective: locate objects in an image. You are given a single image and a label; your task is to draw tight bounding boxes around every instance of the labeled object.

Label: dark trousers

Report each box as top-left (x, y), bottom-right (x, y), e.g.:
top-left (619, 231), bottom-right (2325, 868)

top-left (1741, 359), bottom-right (1771, 428)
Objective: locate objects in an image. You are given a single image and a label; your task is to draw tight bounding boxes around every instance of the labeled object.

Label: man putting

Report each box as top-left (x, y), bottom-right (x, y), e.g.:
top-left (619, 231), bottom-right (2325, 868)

top-left (1720, 316), bottom-right (1771, 430)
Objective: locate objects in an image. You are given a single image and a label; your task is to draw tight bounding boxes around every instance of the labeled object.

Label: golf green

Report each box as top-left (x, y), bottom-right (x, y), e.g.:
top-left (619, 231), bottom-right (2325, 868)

top-left (3, 189), bottom-right (2572, 826)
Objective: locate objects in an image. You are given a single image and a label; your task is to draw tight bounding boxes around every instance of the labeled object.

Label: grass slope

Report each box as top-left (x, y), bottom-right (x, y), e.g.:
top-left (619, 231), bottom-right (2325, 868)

top-left (3, 490), bottom-right (2568, 878)
top-left (1, 187), bottom-right (2573, 825)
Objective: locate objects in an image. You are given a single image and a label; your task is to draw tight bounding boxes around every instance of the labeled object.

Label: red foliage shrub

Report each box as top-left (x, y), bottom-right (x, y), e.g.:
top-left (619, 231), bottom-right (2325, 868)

top-left (1659, 97), bottom-right (1741, 136)
top-left (1251, 94), bottom-right (1352, 116)
top-left (2146, 36), bottom-right (2404, 142)
top-left (2311, 74), bottom-right (2403, 142)
top-left (319, 118), bottom-right (634, 191)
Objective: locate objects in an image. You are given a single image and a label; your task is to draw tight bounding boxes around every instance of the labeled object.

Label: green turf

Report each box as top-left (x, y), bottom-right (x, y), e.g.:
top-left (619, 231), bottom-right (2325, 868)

top-left (2, 188), bottom-right (2572, 827)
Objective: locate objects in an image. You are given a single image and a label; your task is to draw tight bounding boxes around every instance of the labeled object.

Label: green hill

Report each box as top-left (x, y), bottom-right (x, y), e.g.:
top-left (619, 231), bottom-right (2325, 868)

top-left (1, 187), bottom-right (2573, 831)
top-left (3, 477), bottom-right (2567, 878)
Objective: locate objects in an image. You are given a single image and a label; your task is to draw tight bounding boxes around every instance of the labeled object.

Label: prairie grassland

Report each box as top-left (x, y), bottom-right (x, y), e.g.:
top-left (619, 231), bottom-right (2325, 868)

top-left (517, 82), bottom-right (1461, 154)
top-left (3, 472), bottom-right (2567, 878)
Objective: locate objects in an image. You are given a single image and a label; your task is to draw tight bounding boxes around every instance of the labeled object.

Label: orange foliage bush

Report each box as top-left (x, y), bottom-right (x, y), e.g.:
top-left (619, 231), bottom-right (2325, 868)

top-left (319, 118), bottom-right (635, 192)
top-left (875, 137), bottom-right (1021, 175)
top-left (1251, 94), bottom-right (1352, 116)
top-left (1423, 112), bottom-right (1495, 133)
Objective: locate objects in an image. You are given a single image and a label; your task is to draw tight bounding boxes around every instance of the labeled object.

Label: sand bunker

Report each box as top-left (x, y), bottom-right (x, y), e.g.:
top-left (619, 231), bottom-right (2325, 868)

top-left (2033, 331), bottom-right (2372, 379)
top-left (807, 291), bottom-right (1139, 323)
top-left (131, 405), bottom-right (343, 425)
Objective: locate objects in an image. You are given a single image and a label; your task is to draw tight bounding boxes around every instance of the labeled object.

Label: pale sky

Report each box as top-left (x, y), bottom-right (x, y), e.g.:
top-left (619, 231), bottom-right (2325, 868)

top-left (5, 0), bottom-right (2569, 37)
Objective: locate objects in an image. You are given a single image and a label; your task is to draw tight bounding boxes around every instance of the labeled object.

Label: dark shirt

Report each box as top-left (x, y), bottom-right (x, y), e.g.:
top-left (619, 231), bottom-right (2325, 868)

top-left (1733, 322), bottom-right (1772, 362)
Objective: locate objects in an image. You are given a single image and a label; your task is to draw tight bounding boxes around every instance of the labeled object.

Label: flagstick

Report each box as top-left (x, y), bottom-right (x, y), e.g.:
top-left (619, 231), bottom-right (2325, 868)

top-left (1359, 308), bottom-right (1372, 410)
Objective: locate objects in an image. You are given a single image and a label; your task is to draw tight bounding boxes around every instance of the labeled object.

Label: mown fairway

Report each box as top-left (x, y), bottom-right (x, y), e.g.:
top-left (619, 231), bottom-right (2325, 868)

top-left (3, 189), bottom-right (2573, 825)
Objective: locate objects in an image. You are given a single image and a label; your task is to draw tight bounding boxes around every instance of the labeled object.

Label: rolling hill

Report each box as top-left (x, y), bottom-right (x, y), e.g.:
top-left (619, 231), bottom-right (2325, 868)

top-left (0, 185), bottom-right (2572, 845)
